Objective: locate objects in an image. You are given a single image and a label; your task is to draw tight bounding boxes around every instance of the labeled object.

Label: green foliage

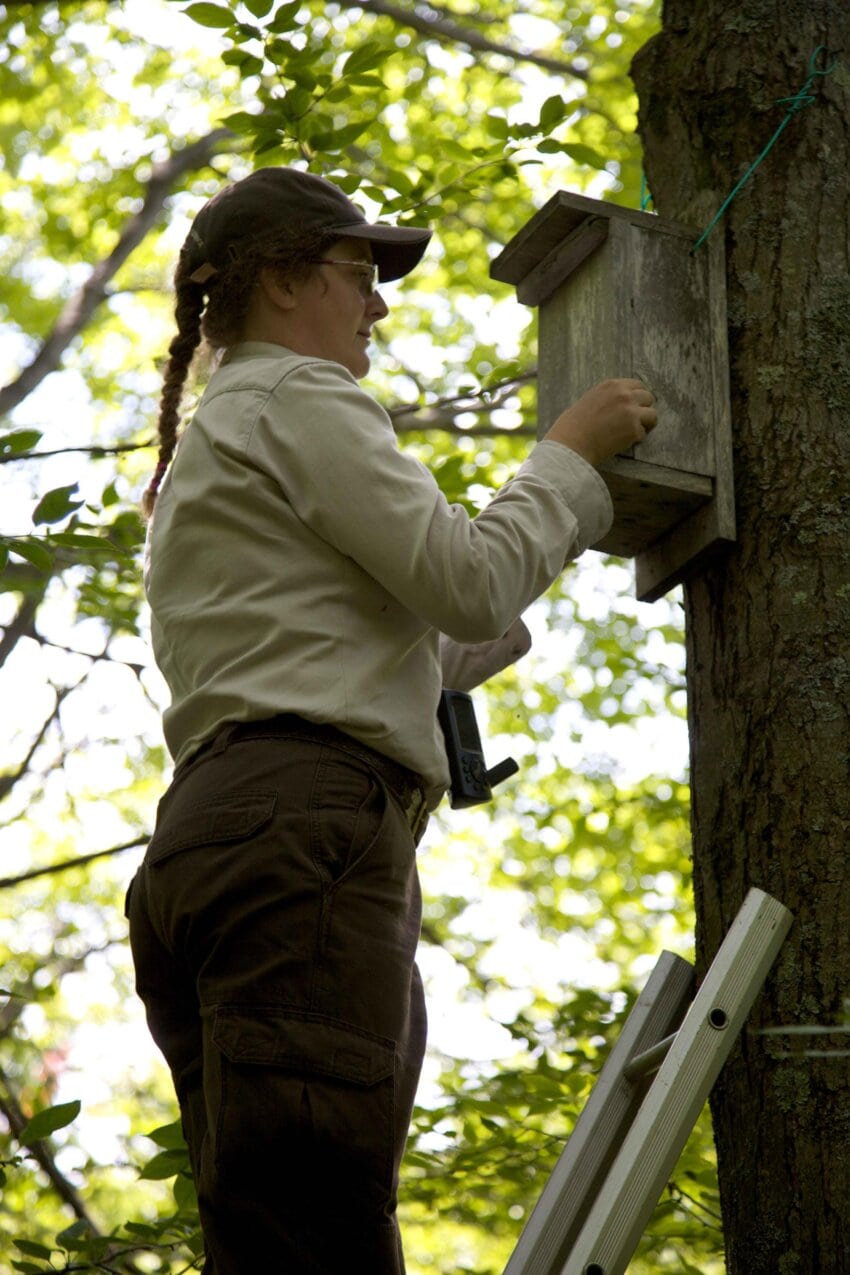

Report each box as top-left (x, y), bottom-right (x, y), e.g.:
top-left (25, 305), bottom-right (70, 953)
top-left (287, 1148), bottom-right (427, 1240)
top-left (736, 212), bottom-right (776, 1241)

top-left (18, 1100), bottom-right (81, 1143)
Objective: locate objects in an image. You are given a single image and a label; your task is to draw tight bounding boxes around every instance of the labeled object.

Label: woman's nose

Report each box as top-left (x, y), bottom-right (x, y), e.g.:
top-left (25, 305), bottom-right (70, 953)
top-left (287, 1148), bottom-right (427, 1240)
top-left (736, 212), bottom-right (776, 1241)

top-left (368, 290), bottom-right (389, 320)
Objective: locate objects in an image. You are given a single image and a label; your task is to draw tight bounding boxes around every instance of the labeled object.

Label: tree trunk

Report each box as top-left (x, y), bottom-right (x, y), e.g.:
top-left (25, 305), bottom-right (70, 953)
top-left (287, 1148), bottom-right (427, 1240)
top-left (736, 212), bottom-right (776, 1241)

top-left (632, 3), bottom-right (850, 1272)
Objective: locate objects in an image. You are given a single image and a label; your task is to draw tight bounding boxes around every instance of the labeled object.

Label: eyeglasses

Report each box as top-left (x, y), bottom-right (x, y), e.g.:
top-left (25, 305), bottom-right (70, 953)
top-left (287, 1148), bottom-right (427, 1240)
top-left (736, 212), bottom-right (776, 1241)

top-left (312, 259), bottom-right (378, 296)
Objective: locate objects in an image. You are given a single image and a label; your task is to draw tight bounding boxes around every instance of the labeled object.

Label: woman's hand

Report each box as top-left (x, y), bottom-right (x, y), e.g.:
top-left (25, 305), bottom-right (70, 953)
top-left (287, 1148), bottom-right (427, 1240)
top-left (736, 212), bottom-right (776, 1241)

top-left (544, 378), bottom-right (657, 466)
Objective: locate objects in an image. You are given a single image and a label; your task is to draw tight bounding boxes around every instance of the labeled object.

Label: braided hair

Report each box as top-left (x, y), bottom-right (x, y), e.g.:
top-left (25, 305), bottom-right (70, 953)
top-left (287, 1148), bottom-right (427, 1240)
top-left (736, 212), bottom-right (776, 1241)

top-left (141, 256), bottom-right (205, 517)
top-left (142, 225), bottom-right (339, 518)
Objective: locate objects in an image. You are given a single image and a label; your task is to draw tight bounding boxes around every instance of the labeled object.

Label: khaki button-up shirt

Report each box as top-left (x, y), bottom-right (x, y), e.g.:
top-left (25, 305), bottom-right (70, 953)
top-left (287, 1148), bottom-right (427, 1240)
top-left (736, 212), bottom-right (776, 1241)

top-left (145, 343), bottom-right (613, 805)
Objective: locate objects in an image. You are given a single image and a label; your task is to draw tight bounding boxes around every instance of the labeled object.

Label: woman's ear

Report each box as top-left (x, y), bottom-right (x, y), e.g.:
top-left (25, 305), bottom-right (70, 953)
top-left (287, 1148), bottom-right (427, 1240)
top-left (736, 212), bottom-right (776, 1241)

top-left (258, 266), bottom-right (298, 312)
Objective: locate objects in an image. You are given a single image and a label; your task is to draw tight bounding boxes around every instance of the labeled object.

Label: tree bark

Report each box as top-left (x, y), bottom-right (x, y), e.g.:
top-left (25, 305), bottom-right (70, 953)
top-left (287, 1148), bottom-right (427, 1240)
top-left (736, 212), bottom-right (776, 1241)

top-left (633, 2), bottom-right (850, 1271)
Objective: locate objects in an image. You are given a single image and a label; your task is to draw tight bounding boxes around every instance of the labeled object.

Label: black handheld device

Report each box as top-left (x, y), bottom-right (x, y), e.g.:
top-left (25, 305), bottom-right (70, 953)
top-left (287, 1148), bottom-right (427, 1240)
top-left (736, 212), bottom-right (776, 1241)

top-left (437, 688), bottom-right (519, 809)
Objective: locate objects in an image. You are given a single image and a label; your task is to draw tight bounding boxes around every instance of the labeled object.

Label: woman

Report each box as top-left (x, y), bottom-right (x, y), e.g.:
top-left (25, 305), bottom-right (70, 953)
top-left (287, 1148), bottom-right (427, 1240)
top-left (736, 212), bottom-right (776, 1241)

top-left (127, 166), bottom-right (656, 1274)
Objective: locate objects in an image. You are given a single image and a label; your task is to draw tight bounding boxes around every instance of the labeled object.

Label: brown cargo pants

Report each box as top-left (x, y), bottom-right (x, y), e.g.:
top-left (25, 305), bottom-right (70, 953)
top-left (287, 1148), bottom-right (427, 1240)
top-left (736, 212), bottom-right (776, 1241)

top-left (127, 716), bottom-right (429, 1274)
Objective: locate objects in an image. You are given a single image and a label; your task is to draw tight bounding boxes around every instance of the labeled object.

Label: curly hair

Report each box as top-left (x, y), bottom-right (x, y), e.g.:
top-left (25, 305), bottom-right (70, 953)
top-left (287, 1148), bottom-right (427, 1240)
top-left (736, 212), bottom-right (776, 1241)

top-left (141, 226), bottom-right (338, 517)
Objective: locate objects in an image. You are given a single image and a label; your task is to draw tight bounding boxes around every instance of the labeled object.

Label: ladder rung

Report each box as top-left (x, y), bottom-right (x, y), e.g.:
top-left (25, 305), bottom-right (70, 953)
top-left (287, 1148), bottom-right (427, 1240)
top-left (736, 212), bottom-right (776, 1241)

top-left (622, 1031), bottom-right (678, 1081)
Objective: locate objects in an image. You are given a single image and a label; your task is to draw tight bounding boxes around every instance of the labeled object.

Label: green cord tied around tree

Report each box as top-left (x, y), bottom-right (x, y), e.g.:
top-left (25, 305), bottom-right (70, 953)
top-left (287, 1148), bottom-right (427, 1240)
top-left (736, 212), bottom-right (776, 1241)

top-left (690, 44), bottom-right (838, 253)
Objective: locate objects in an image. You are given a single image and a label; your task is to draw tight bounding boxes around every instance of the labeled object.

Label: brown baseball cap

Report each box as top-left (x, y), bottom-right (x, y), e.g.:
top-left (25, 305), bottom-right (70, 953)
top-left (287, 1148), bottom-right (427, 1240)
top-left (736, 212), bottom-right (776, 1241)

top-left (184, 167), bottom-right (431, 285)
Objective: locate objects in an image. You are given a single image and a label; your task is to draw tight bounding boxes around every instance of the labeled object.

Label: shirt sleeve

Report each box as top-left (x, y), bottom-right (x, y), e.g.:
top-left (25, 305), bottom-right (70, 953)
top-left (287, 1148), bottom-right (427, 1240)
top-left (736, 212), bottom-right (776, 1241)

top-left (245, 358), bottom-right (613, 643)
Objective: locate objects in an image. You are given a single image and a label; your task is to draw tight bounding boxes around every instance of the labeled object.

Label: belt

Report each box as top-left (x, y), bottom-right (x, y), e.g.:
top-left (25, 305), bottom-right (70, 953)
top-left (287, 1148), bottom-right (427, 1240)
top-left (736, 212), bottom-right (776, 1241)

top-left (184, 714), bottom-right (430, 841)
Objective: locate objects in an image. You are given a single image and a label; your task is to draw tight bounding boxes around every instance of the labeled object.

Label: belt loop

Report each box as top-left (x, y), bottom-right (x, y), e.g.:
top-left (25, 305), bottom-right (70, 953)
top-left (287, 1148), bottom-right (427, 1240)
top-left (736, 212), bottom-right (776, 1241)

top-left (210, 723), bottom-right (237, 756)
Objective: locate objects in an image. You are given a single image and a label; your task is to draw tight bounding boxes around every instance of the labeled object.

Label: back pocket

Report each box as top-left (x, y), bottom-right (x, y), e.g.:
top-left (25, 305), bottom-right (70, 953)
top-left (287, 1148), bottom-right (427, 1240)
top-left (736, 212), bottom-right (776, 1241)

top-left (145, 790), bottom-right (277, 867)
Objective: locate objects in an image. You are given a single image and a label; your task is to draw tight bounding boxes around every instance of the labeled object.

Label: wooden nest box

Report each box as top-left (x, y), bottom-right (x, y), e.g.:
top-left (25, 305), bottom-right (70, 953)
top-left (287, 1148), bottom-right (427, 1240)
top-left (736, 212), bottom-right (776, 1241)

top-left (491, 191), bottom-right (735, 602)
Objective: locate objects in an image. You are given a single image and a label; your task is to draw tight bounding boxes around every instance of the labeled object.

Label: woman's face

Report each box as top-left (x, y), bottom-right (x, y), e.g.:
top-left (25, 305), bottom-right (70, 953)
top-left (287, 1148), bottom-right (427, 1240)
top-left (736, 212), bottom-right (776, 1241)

top-left (287, 237), bottom-right (389, 378)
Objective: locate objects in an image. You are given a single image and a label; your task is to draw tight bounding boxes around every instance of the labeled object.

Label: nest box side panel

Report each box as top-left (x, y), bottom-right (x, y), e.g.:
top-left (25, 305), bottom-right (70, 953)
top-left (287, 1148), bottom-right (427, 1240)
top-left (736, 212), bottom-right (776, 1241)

top-left (635, 232), bottom-right (736, 601)
top-left (625, 223), bottom-right (716, 477)
top-left (537, 223), bottom-right (630, 433)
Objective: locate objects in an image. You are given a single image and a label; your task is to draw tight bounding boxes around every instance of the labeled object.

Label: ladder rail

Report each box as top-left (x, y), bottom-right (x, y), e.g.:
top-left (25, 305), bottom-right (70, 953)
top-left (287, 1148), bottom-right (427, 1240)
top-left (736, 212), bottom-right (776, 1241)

top-left (503, 951), bottom-right (694, 1275)
top-left (502, 887), bottom-right (792, 1275)
top-left (560, 887), bottom-right (792, 1275)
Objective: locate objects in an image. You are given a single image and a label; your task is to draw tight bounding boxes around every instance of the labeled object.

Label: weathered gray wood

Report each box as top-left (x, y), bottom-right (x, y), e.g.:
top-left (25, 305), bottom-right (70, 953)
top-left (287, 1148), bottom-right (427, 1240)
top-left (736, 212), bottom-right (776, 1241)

top-left (537, 227), bottom-right (623, 434)
top-left (490, 190), bottom-right (696, 297)
top-left (634, 228), bottom-right (736, 601)
top-left (635, 494), bottom-right (734, 602)
top-left (560, 888), bottom-right (792, 1275)
top-left (490, 189), bottom-right (736, 599)
top-left (625, 221), bottom-right (716, 475)
top-left (516, 217), bottom-right (609, 307)
top-left (595, 457), bottom-right (713, 559)
top-left (502, 952), bottom-right (694, 1275)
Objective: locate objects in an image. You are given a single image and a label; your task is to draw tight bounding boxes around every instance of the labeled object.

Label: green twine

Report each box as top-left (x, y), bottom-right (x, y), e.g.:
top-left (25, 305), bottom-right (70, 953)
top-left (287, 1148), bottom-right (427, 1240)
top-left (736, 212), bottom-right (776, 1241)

top-left (640, 171), bottom-right (654, 211)
top-left (691, 45), bottom-right (837, 252)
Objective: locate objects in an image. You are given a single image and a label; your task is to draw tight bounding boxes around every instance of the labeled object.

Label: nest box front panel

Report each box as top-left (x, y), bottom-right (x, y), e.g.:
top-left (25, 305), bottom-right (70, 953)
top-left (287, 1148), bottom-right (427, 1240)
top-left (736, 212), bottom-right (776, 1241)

top-left (490, 190), bottom-right (735, 601)
top-left (538, 218), bottom-right (716, 478)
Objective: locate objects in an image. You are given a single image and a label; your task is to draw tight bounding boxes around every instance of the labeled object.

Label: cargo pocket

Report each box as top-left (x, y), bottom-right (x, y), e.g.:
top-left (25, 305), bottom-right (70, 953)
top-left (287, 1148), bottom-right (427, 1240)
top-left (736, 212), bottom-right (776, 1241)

top-left (207, 1005), bottom-right (397, 1213)
top-left (144, 790), bottom-right (277, 867)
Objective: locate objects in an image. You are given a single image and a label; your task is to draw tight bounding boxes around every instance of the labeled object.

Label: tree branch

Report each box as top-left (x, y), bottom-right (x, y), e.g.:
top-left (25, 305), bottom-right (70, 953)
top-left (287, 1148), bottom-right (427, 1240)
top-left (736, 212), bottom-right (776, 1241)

top-left (335, 0), bottom-right (588, 79)
top-left (0, 440), bottom-right (154, 465)
top-left (0, 684), bottom-right (74, 803)
top-left (0, 127), bottom-right (235, 420)
top-left (386, 369), bottom-right (538, 434)
top-left (0, 1063), bottom-right (101, 1232)
top-left (0, 836), bottom-right (148, 890)
top-left (0, 588), bottom-right (41, 671)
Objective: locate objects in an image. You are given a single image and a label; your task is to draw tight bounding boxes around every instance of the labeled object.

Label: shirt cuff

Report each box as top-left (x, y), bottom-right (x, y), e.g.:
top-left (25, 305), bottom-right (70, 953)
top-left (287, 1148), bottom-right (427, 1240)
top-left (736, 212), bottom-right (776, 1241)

top-left (519, 439), bottom-right (614, 553)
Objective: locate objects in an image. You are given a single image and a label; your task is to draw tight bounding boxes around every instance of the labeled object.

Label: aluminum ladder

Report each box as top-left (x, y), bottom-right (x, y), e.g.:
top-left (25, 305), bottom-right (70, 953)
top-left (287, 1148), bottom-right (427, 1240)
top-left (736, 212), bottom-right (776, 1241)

top-left (503, 887), bottom-right (792, 1275)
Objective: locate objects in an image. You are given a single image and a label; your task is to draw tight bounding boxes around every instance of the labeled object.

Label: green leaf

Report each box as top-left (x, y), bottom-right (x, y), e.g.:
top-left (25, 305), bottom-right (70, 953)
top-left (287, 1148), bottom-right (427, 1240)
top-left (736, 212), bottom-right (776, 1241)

top-left (220, 109), bottom-right (265, 134)
top-left (18, 1100), bottom-right (81, 1143)
top-left (332, 173), bottom-right (362, 195)
top-left (253, 133), bottom-right (286, 156)
top-left (56, 1220), bottom-right (91, 1249)
top-left (174, 1168), bottom-right (199, 1211)
top-left (240, 54), bottom-right (264, 77)
top-left (279, 86), bottom-right (313, 118)
top-left (345, 73), bottom-right (385, 89)
top-left (538, 93), bottom-right (567, 132)
top-left (123, 1222), bottom-right (159, 1238)
top-left (0, 429), bottom-right (42, 457)
top-left (311, 119), bottom-right (371, 152)
top-left (5, 535), bottom-right (54, 571)
top-left (243, 0), bottom-right (273, 16)
top-left (46, 530), bottom-right (120, 550)
top-left (181, 3), bottom-right (234, 28)
top-left (484, 114), bottom-right (509, 140)
top-left (11, 1262), bottom-right (44, 1273)
top-left (561, 143), bottom-right (609, 169)
top-left (31, 483), bottom-right (83, 526)
top-left (342, 42), bottom-right (388, 78)
top-left (139, 1147), bottom-right (189, 1180)
top-left (147, 1118), bottom-right (187, 1149)
top-left (13, 1242), bottom-right (53, 1260)
top-left (268, 1), bottom-right (302, 33)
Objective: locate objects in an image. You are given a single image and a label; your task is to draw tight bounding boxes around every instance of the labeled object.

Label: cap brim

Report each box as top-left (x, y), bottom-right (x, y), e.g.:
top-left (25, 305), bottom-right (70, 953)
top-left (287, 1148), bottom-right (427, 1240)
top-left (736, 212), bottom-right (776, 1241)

top-left (330, 222), bottom-right (432, 282)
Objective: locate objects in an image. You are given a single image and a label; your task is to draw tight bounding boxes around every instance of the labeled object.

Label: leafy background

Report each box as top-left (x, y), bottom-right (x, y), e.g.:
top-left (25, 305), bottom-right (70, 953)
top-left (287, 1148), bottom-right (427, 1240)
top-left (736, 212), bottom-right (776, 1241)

top-left (0, 1), bottom-right (723, 1271)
